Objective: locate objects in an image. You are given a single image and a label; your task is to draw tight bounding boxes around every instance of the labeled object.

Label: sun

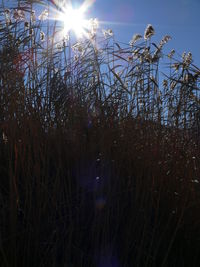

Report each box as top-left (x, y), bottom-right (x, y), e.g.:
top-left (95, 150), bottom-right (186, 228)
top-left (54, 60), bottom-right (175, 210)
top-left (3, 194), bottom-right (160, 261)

top-left (59, 6), bottom-right (89, 37)
top-left (52, 0), bottom-right (96, 38)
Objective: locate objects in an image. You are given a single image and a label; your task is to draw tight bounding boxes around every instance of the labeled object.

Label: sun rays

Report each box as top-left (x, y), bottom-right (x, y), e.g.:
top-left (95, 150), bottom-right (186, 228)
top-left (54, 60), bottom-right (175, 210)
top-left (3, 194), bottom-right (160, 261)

top-left (49, 0), bottom-right (96, 38)
top-left (59, 6), bottom-right (88, 37)
top-left (40, 0), bottom-right (130, 41)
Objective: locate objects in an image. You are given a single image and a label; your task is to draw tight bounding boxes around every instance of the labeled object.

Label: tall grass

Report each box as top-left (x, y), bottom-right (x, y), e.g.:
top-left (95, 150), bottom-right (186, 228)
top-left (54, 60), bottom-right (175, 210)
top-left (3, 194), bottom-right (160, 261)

top-left (0, 1), bottom-right (200, 266)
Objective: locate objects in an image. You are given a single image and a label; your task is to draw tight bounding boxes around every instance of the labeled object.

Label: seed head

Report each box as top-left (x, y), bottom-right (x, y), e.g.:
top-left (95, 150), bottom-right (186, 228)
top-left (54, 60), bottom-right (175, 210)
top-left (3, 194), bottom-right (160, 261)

top-left (144, 24), bottom-right (155, 40)
top-left (5, 9), bottom-right (11, 26)
top-left (102, 29), bottom-right (113, 38)
top-left (163, 79), bottom-right (168, 88)
top-left (172, 63), bottom-right (180, 71)
top-left (184, 52), bottom-right (192, 67)
top-left (72, 42), bottom-right (83, 53)
top-left (182, 51), bottom-right (186, 61)
top-left (159, 35), bottom-right (171, 48)
top-left (89, 18), bottom-right (99, 34)
top-left (40, 31), bottom-right (45, 41)
top-left (168, 49), bottom-right (175, 59)
top-left (56, 43), bottom-right (62, 50)
top-left (143, 47), bottom-right (152, 62)
top-left (38, 9), bottom-right (48, 21)
top-left (24, 21), bottom-right (29, 29)
top-left (4, 9), bottom-right (10, 15)
top-left (13, 9), bottom-right (25, 21)
top-left (29, 28), bottom-right (34, 36)
top-left (129, 34), bottom-right (142, 46)
top-left (170, 81), bottom-right (176, 90)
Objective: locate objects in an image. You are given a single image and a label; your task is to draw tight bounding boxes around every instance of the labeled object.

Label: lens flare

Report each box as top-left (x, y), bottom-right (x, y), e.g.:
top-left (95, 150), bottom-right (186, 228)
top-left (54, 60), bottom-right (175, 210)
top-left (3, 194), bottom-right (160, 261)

top-left (53, 0), bottom-right (96, 38)
top-left (59, 6), bottom-right (88, 37)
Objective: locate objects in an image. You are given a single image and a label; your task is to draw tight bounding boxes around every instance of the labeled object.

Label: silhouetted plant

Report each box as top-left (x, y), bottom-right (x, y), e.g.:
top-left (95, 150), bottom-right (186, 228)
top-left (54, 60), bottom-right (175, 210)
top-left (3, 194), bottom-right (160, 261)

top-left (0, 1), bottom-right (200, 267)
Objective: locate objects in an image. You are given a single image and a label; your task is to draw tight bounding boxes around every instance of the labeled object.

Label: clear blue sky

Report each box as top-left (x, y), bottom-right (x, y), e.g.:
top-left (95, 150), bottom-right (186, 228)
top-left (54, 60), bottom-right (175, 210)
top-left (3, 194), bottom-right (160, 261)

top-left (87, 0), bottom-right (200, 65)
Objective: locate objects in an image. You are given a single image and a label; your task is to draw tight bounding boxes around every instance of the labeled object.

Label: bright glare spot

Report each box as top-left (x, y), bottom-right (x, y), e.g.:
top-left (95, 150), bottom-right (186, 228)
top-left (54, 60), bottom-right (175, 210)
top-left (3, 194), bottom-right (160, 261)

top-left (59, 6), bottom-right (89, 37)
top-left (52, 1), bottom-right (98, 39)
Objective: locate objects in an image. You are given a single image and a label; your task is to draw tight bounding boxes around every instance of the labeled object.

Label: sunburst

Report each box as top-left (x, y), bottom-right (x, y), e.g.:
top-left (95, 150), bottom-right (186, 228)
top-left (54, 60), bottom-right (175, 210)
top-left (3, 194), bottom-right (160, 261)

top-left (52, 0), bottom-right (96, 38)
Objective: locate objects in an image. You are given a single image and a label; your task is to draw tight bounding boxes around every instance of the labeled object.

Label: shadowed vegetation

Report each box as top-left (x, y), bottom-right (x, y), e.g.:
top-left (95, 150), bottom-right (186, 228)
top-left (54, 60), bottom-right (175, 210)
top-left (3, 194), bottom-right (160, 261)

top-left (0, 1), bottom-right (200, 266)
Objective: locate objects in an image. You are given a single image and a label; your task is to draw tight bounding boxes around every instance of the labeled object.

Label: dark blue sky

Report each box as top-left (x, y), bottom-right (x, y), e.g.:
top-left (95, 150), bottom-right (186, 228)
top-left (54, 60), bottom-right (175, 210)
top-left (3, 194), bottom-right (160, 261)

top-left (88, 0), bottom-right (200, 65)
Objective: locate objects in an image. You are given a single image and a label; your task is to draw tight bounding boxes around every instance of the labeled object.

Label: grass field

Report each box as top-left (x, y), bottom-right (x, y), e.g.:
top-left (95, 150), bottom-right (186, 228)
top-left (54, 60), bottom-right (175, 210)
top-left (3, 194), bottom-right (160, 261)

top-left (0, 1), bottom-right (200, 266)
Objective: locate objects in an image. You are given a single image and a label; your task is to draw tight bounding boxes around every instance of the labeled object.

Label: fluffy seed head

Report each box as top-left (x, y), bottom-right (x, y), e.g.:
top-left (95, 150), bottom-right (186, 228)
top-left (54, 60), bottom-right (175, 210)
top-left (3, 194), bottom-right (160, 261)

top-left (184, 52), bottom-right (192, 67)
top-left (102, 29), bottom-right (113, 38)
top-left (144, 24), bottom-right (155, 40)
top-left (129, 34), bottom-right (142, 46)
top-left (168, 49), bottom-right (175, 59)
top-left (38, 9), bottom-right (48, 21)
top-left (13, 9), bottom-right (25, 21)
top-left (89, 18), bottom-right (99, 34)
top-left (159, 35), bottom-right (171, 48)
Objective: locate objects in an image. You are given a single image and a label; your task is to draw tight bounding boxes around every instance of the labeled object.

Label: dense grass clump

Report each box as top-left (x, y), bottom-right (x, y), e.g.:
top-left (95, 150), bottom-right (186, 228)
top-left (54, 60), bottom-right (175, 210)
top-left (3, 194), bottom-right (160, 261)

top-left (0, 1), bottom-right (200, 266)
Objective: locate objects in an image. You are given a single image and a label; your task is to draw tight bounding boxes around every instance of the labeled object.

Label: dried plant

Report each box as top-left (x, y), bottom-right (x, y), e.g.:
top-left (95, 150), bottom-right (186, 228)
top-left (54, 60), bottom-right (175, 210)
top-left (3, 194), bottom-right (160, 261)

top-left (0, 1), bottom-right (200, 267)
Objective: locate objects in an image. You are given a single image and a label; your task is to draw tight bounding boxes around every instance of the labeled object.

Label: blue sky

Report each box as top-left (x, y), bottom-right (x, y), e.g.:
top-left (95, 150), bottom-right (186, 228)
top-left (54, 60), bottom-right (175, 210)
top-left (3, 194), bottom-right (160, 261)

top-left (88, 0), bottom-right (200, 65)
